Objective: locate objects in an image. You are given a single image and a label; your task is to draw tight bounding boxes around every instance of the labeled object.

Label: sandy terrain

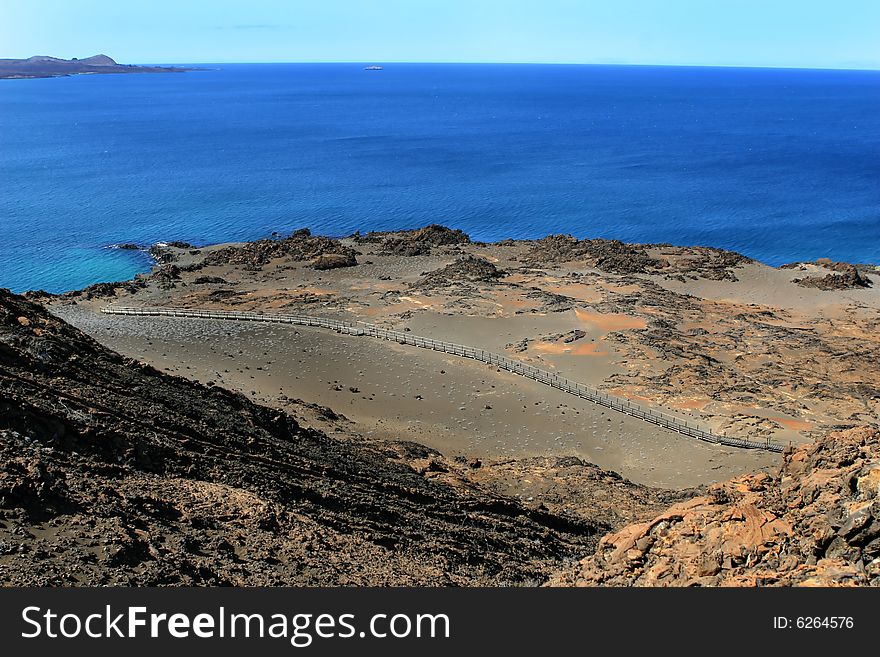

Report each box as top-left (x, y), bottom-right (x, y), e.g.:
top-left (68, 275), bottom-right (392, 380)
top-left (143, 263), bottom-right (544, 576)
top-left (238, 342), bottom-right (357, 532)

top-left (57, 306), bottom-right (772, 488)
top-left (50, 227), bottom-right (880, 489)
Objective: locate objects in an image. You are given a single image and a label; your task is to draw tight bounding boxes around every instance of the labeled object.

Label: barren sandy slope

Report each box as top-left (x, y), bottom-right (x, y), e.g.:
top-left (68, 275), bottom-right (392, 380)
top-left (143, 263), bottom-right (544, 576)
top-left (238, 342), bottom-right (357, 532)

top-left (48, 227), bottom-right (879, 490)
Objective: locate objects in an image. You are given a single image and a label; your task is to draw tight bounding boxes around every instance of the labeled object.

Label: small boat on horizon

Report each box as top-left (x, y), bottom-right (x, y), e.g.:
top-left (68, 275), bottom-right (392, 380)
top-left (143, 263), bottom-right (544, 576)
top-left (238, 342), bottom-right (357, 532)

top-left (364, 65), bottom-right (383, 71)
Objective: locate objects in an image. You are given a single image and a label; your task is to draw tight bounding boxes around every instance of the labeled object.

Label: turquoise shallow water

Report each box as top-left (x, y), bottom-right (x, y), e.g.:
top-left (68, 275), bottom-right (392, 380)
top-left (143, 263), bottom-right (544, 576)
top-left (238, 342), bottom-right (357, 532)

top-left (1, 63), bottom-right (878, 293)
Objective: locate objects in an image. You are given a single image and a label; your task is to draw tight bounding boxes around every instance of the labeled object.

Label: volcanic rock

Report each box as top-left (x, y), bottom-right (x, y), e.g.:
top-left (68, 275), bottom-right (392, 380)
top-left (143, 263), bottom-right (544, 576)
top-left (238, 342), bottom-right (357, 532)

top-left (414, 255), bottom-right (506, 289)
top-left (523, 235), bottom-right (661, 275)
top-left (198, 229), bottom-right (358, 272)
top-left (0, 289), bottom-right (600, 586)
top-left (790, 259), bottom-right (873, 290)
top-left (548, 427), bottom-right (880, 586)
top-left (380, 225), bottom-right (471, 256)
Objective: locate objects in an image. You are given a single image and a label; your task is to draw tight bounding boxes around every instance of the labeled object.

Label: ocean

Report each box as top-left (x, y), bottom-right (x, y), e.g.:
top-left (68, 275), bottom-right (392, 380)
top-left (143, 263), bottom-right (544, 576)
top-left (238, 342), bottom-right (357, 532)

top-left (1, 63), bottom-right (878, 293)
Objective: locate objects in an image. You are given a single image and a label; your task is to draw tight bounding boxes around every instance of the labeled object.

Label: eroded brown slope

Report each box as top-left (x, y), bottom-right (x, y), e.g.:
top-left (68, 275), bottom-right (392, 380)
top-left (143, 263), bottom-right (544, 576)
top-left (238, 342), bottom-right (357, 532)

top-left (0, 290), bottom-right (603, 586)
top-left (549, 427), bottom-right (880, 586)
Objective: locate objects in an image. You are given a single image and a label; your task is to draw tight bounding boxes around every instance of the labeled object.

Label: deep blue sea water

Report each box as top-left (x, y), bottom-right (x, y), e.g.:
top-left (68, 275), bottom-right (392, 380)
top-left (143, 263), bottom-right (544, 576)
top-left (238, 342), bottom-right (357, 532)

top-left (1, 63), bottom-right (878, 293)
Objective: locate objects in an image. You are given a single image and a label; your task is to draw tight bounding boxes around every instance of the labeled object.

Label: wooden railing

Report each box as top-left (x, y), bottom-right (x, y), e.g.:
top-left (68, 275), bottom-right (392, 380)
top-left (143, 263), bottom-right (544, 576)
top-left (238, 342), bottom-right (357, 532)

top-left (101, 305), bottom-right (785, 453)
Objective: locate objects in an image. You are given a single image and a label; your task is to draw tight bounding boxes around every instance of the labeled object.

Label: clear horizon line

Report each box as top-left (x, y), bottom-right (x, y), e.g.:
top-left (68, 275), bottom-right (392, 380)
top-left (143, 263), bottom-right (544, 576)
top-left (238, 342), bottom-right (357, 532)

top-left (140, 59), bottom-right (880, 73)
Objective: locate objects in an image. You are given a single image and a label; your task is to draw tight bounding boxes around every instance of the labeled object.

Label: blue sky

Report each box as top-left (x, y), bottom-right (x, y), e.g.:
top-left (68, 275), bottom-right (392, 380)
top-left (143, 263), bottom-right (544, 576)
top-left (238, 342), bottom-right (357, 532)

top-left (2, 0), bottom-right (878, 69)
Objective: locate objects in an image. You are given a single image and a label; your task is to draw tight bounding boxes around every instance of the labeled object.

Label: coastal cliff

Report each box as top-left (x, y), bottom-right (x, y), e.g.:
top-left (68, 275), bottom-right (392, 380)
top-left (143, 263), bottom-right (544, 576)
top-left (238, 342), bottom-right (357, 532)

top-left (0, 55), bottom-right (187, 80)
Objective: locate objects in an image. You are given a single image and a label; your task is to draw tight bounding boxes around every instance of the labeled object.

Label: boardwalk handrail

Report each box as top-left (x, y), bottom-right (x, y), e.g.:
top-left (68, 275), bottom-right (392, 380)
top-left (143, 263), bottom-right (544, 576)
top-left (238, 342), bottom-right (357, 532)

top-left (101, 305), bottom-right (785, 453)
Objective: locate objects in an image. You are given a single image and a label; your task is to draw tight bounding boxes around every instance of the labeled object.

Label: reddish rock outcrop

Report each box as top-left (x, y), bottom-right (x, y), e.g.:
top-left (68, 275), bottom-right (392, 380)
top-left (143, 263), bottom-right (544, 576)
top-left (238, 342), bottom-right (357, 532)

top-left (549, 427), bottom-right (880, 587)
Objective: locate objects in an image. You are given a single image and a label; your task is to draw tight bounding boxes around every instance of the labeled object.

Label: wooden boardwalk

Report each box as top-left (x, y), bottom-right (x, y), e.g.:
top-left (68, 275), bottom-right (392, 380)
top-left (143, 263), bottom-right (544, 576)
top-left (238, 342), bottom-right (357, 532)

top-left (101, 306), bottom-right (785, 453)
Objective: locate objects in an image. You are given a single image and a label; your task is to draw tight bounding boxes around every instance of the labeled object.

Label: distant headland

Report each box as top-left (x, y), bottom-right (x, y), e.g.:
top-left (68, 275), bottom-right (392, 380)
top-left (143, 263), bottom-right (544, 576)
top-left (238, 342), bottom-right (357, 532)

top-left (0, 54), bottom-right (190, 80)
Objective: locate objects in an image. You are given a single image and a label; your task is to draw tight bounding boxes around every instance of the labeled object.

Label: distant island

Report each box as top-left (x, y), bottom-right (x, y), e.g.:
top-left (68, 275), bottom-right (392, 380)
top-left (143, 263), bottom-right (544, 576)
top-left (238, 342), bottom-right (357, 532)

top-left (0, 54), bottom-right (189, 80)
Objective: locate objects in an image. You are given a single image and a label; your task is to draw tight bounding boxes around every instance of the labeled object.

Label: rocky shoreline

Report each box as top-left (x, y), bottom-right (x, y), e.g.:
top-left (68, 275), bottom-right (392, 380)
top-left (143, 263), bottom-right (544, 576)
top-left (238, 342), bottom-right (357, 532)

top-left (4, 224), bottom-right (879, 586)
top-left (46, 226), bottom-right (878, 447)
top-left (35, 226), bottom-right (877, 302)
top-left (0, 54), bottom-right (191, 80)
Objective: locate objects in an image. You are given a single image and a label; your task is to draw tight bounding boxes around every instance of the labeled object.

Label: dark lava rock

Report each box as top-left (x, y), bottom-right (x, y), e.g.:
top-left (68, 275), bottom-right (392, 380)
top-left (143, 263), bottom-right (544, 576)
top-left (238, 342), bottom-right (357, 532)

top-left (62, 279), bottom-right (146, 300)
top-left (414, 255), bottom-right (505, 289)
top-left (22, 290), bottom-right (56, 302)
top-left (524, 235), bottom-right (750, 280)
top-left (350, 230), bottom-right (385, 244)
top-left (525, 288), bottom-right (576, 313)
top-left (663, 246), bottom-right (752, 282)
top-left (0, 290), bottom-right (601, 586)
top-left (380, 224), bottom-right (471, 256)
top-left (149, 245), bottom-right (177, 264)
top-left (208, 289), bottom-right (243, 300)
top-left (198, 228), bottom-right (358, 272)
top-left (791, 259), bottom-right (873, 290)
top-left (523, 235), bottom-right (661, 275)
top-left (312, 252), bottom-right (358, 270)
top-left (193, 276), bottom-right (229, 285)
top-left (150, 265), bottom-right (182, 290)
top-left (563, 329), bottom-right (587, 343)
